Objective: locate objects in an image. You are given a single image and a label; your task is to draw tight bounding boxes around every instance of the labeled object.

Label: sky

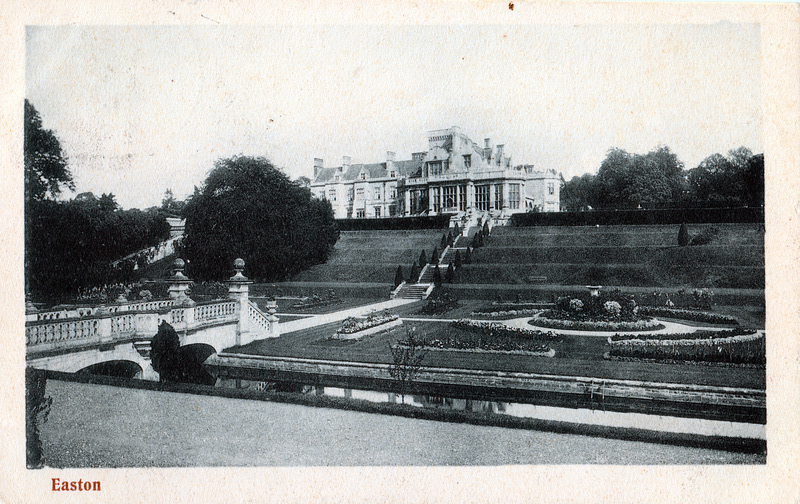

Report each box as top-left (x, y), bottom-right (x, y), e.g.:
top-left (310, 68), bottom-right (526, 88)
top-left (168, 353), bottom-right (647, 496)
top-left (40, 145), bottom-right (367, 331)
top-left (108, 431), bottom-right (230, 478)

top-left (26, 23), bottom-right (762, 209)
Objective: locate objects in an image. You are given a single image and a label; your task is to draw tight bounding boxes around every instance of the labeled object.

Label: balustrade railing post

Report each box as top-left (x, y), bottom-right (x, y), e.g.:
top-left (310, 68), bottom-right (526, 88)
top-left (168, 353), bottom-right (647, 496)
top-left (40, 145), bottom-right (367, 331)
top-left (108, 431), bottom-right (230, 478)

top-left (95, 305), bottom-right (113, 349)
top-left (227, 258), bottom-right (252, 346)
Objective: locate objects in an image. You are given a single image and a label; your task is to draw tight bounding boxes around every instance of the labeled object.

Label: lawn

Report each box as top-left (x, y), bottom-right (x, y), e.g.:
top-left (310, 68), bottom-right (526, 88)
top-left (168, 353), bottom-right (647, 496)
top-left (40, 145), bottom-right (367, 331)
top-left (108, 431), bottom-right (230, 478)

top-left (227, 318), bottom-right (765, 390)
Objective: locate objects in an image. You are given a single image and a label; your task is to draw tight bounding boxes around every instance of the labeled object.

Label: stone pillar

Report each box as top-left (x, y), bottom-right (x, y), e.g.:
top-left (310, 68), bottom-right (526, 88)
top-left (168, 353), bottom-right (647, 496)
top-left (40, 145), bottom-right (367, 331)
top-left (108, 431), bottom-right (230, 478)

top-left (228, 258), bottom-right (252, 346)
top-left (502, 182), bottom-right (510, 212)
top-left (467, 181), bottom-right (475, 212)
top-left (266, 299), bottom-right (279, 337)
top-left (95, 305), bottom-right (113, 349)
top-left (168, 258), bottom-right (193, 302)
top-left (428, 186), bottom-right (435, 213)
top-left (404, 188), bottom-right (411, 216)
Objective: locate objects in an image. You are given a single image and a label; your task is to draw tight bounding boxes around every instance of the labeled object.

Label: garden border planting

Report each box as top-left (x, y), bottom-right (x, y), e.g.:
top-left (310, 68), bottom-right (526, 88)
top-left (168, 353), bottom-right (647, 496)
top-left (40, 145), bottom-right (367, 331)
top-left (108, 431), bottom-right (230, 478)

top-left (531, 313), bottom-right (664, 332)
top-left (333, 312), bottom-right (401, 340)
top-left (606, 331), bottom-right (764, 366)
top-left (637, 306), bottom-right (739, 325)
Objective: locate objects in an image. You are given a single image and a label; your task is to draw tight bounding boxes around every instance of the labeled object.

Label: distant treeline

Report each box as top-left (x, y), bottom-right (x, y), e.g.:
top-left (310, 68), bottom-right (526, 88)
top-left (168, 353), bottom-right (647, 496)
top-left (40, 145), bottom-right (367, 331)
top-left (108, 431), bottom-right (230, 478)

top-left (561, 146), bottom-right (764, 212)
top-left (335, 215), bottom-right (452, 231)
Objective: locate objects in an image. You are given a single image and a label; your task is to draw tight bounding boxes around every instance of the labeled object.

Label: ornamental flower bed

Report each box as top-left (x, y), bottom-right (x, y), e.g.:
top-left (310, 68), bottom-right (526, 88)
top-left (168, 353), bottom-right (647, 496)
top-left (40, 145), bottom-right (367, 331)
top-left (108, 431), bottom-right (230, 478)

top-left (473, 301), bottom-right (554, 313)
top-left (334, 310), bottom-right (399, 337)
top-left (406, 319), bottom-right (556, 356)
top-left (609, 327), bottom-right (756, 343)
top-left (531, 314), bottom-right (664, 332)
top-left (607, 331), bottom-right (764, 365)
top-left (451, 319), bottom-right (558, 344)
top-left (636, 306), bottom-right (739, 325)
top-left (471, 308), bottom-right (541, 319)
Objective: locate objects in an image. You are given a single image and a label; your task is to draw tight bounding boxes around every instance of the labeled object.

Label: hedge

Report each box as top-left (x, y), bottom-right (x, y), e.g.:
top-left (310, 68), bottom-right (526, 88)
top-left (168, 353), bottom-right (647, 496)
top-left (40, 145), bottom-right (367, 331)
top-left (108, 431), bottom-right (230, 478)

top-left (335, 215), bottom-right (452, 231)
top-left (509, 207), bottom-right (764, 227)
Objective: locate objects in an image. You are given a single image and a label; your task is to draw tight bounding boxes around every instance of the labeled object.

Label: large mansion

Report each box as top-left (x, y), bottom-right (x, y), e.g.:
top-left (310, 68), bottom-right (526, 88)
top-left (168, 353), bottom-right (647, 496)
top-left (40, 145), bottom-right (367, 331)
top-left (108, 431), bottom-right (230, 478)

top-left (310, 126), bottom-right (562, 219)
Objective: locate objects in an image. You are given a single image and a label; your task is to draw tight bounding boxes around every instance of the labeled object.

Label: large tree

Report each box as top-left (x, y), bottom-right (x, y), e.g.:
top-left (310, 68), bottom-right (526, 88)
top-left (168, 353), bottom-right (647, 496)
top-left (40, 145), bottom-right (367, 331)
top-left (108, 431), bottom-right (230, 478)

top-left (594, 146), bottom-right (685, 209)
top-left (687, 147), bottom-right (762, 205)
top-left (182, 156), bottom-right (339, 281)
top-left (24, 100), bottom-right (74, 203)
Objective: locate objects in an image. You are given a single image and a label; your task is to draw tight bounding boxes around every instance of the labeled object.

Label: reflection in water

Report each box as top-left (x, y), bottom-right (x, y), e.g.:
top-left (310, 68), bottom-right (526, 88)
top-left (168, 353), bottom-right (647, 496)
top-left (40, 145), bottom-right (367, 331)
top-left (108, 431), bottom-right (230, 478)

top-left (311, 387), bottom-right (764, 440)
top-left (228, 380), bottom-right (764, 440)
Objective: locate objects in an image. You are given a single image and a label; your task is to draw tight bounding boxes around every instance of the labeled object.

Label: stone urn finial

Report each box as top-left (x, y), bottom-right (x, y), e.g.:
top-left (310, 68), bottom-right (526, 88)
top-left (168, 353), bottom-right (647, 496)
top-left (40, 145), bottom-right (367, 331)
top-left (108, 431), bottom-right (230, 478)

top-left (172, 258), bottom-right (188, 280)
top-left (230, 258), bottom-right (248, 282)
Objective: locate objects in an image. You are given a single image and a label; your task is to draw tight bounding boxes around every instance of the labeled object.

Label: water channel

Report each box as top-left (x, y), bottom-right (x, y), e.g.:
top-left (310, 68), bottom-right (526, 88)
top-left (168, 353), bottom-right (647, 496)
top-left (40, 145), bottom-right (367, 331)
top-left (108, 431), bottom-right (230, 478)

top-left (226, 379), bottom-right (765, 441)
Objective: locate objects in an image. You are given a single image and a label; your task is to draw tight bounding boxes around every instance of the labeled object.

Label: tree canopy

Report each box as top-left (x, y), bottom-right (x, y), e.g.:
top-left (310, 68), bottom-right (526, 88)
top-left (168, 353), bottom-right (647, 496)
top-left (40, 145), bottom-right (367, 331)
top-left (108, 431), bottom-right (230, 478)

top-left (26, 193), bottom-right (170, 301)
top-left (182, 156), bottom-right (339, 281)
top-left (561, 145), bottom-right (763, 210)
top-left (25, 100), bottom-right (74, 203)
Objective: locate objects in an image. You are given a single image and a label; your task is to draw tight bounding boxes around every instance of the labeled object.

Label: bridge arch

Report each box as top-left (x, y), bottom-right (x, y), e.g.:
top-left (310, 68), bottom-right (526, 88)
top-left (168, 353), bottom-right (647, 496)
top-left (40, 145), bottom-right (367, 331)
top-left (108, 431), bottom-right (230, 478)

top-left (176, 343), bottom-right (218, 385)
top-left (77, 360), bottom-right (144, 379)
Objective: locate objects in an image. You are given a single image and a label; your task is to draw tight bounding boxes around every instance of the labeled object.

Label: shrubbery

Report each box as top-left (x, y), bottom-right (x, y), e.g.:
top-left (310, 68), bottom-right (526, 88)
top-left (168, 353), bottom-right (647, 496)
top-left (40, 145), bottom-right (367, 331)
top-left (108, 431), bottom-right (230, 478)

top-left (419, 288), bottom-right (461, 315)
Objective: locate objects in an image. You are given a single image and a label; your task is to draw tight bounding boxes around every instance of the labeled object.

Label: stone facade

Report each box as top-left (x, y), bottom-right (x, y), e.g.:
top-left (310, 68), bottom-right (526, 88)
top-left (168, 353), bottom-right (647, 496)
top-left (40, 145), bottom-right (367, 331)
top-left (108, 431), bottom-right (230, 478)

top-left (310, 126), bottom-right (562, 219)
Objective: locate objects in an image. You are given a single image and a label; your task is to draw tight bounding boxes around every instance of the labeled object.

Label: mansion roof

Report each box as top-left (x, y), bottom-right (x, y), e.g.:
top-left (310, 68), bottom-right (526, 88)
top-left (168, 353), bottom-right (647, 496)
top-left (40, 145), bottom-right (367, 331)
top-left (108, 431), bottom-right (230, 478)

top-left (312, 159), bottom-right (422, 185)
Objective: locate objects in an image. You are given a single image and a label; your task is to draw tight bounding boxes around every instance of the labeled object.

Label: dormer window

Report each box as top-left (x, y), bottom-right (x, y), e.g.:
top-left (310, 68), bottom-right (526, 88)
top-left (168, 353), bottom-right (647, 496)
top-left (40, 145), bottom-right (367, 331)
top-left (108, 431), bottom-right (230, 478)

top-left (360, 172), bottom-right (366, 180)
top-left (463, 154), bottom-right (471, 168)
top-left (390, 171), bottom-right (396, 178)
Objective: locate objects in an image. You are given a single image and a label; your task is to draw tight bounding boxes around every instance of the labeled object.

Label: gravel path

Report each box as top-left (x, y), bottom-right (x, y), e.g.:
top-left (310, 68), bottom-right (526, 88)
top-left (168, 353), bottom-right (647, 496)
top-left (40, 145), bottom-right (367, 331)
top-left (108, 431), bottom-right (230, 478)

top-left (40, 380), bottom-right (764, 467)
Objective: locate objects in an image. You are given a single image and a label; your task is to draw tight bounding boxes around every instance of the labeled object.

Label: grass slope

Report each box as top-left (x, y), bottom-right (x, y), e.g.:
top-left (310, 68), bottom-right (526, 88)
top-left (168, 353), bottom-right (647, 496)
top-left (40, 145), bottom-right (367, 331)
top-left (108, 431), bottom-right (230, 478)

top-left (459, 223), bottom-right (764, 288)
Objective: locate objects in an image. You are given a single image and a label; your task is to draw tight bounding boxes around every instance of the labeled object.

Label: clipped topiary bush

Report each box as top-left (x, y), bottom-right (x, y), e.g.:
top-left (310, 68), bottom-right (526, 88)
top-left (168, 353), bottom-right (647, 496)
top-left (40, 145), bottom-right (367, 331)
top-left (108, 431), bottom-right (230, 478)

top-left (409, 262), bottom-right (419, 284)
top-left (394, 265), bottom-right (404, 288)
top-left (678, 222), bottom-right (689, 246)
top-left (446, 263), bottom-right (455, 283)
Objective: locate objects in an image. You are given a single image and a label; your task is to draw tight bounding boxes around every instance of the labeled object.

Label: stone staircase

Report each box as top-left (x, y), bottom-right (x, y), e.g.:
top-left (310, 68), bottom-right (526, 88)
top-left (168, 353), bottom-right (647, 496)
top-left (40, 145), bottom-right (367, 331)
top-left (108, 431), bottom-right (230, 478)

top-left (394, 283), bottom-right (430, 299)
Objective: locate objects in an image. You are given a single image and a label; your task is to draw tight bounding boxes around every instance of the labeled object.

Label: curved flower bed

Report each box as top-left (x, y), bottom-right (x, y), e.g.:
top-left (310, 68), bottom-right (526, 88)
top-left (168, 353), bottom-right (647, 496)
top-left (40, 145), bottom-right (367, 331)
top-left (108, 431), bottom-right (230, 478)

top-left (607, 331), bottom-right (764, 365)
top-left (636, 306), bottom-right (739, 325)
top-left (471, 308), bottom-right (541, 319)
top-left (609, 327), bottom-right (756, 343)
top-left (417, 340), bottom-right (555, 357)
top-left (530, 313), bottom-right (664, 332)
top-left (452, 319), bottom-right (559, 343)
top-left (406, 319), bottom-right (556, 356)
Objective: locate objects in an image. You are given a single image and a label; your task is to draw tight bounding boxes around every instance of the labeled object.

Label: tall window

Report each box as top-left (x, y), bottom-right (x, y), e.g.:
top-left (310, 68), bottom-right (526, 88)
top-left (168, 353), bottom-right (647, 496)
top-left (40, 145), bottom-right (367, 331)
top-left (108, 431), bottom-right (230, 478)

top-left (548, 182), bottom-right (555, 195)
top-left (347, 188), bottom-right (354, 201)
top-left (443, 186), bottom-right (456, 209)
top-left (328, 188), bottom-right (336, 201)
top-left (356, 187), bottom-right (364, 199)
top-left (509, 183), bottom-right (520, 209)
top-left (458, 185), bottom-right (467, 211)
top-left (374, 188), bottom-right (381, 200)
top-left (390, 187), bottom-right (397, 199)
top-left (463, 154), bottom-right (471, 168)
top-left (428, 161), bottom-right (443, 177)
top-left (476, 185), bottom-right (490, 211)
top-left (432, 187), bottom-right (442, 212)
top-left (374, 206), bottom-right (381, 218)
top-left (494, 184), bottom-right (503, 210)
top-left (356, 209), bottom-right (365, 218)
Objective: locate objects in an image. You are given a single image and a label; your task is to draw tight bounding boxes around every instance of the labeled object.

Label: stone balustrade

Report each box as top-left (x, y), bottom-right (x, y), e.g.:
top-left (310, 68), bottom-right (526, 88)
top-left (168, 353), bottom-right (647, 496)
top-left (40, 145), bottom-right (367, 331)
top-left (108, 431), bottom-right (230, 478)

top-left (26, 258), bottom-right (279, 359)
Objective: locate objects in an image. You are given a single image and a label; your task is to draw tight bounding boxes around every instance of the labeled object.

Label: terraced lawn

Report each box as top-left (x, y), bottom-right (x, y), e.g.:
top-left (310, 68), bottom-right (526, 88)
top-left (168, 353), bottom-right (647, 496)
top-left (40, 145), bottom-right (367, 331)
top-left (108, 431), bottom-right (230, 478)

top-left (227, 318), bottom-right (765, 390)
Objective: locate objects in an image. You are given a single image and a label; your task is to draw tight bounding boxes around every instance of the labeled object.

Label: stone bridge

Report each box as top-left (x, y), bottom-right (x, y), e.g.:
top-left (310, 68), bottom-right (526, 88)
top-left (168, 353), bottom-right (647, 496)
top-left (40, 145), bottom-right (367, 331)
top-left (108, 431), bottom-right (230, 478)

top-left (26, 259), bottom-right (278, 381)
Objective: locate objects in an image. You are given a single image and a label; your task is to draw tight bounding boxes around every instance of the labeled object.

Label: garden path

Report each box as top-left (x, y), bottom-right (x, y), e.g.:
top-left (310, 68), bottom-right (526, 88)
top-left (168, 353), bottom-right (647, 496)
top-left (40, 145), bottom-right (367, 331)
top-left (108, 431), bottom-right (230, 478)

top-left (505, 316), bottom-right (738, 336)
top-left (276, 298), bottom-right (418, 335)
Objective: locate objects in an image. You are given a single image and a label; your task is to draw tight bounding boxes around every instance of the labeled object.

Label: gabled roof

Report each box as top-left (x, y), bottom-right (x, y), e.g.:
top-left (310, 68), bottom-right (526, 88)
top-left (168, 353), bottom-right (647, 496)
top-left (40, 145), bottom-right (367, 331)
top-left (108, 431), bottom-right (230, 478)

top-left (312, 158), bottom-right (423, 184)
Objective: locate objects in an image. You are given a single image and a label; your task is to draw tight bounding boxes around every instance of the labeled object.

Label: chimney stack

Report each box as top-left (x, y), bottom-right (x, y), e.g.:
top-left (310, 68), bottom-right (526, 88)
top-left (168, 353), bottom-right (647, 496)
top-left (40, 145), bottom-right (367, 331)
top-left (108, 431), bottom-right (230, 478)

top-left (496, 144), bottom-right (505, 165)
top-left (343, 156), bottom-right (351, 168)
top-left (313, 158), bottom-right (323, 178)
